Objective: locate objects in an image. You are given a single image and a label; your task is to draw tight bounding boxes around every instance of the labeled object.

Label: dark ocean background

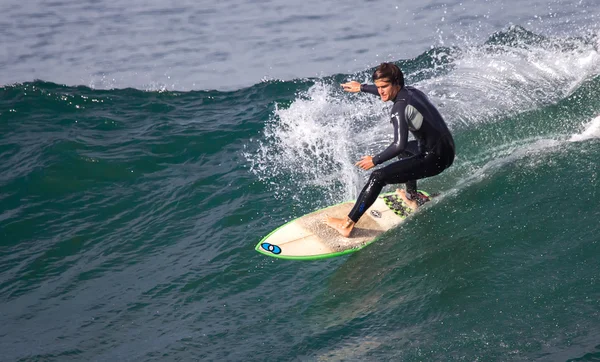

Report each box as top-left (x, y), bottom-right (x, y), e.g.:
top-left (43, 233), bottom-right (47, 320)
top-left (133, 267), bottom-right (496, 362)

top-left (2, 1), bottom-right (600, 361)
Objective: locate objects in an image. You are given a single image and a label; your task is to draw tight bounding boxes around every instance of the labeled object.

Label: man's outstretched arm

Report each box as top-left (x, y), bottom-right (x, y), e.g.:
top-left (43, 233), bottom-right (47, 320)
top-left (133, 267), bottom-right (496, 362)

top-left (359, 84), bottom-right (379, 96)
top-left (341, 81), bottom-right (379, 96)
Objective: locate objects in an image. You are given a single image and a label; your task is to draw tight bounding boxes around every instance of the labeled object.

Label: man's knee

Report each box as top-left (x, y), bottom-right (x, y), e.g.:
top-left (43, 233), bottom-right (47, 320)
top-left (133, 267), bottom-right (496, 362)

top-left (396, 151), bottom-right (414, 160)
top-left (368, 169), bottom-right (386, 185)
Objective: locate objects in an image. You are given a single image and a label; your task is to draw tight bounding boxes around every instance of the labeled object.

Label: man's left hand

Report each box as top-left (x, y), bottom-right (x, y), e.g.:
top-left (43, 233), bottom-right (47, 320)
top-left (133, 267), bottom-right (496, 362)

top-left (356, 156), bottom-right (375, 170)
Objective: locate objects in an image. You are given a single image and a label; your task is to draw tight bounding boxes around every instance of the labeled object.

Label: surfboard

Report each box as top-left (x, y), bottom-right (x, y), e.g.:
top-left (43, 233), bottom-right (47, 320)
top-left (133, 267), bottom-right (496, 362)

top-left (255, 191), bottom-right (431, 260)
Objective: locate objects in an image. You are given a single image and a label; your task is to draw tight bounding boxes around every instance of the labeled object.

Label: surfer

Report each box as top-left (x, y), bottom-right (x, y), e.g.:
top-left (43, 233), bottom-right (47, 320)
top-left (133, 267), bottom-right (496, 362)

top-left (325, 62), bottom-right (455, 237)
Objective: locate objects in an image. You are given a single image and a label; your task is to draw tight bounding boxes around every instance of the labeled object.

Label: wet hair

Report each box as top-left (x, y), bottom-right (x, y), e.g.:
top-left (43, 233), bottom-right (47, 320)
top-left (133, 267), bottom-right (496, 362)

top-left (372, 62), bottom-right (404, 88)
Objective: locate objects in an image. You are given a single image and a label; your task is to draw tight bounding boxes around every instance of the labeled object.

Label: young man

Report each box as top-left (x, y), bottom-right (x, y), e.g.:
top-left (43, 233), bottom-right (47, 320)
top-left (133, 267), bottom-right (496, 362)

top-left (325, 62), bottom-right (455, 237)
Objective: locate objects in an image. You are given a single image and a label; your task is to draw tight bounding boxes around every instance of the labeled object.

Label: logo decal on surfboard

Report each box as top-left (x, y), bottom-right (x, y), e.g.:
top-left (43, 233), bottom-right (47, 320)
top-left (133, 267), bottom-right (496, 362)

top-left (370, 210), bottom-right (382, 218)
top-left (261, 243), bottom-right (282, 255)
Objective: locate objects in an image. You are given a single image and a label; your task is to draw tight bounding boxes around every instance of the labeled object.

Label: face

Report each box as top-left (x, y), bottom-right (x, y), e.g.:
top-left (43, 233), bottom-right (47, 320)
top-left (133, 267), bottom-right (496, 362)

top-left (374, 78), bottom-right (400, 102)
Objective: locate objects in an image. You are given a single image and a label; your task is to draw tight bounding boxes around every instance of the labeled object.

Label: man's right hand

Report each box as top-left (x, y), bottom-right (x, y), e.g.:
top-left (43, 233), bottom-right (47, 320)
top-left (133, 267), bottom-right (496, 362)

top-left (341, 81), bottom-right (361, 93)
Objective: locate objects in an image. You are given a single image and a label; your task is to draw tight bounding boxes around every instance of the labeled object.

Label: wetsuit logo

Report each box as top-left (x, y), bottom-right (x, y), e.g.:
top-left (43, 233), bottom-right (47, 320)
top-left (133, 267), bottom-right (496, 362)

top-left (261, 243), bottom-right (282, 255)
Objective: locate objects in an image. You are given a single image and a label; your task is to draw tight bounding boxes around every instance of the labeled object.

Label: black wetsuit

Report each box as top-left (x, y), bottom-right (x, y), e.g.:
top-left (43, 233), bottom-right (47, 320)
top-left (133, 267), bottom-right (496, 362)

top-left (348, 84), bottom-right (455, 222)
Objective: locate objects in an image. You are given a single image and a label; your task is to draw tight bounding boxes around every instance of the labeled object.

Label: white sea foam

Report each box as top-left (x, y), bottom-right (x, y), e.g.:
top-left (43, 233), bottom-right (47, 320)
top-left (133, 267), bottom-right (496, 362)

top-left (419, 36), bottom-right (600, 126)
top-left (247, 82), bottom-right (387, 205)
top-left (569, 115), bottom-right (600, 142)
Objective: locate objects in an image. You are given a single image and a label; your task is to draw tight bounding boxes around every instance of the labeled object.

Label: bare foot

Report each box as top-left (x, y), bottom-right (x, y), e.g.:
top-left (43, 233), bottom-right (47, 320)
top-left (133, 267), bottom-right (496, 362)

top-left (324, 215), bottom-right (354, 238)
top-left (395, 189), bottom-right (418, 210)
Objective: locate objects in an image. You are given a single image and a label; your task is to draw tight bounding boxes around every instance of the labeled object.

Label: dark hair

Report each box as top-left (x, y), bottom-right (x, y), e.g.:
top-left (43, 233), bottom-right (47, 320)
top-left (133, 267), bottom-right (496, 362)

top-left (372, 62), bottom-right (404, 88)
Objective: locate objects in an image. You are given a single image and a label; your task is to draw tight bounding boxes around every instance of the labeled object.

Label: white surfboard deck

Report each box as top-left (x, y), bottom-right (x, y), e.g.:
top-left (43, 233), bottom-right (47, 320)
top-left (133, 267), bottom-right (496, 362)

top-left (255, 191), bottom-right (427, 260)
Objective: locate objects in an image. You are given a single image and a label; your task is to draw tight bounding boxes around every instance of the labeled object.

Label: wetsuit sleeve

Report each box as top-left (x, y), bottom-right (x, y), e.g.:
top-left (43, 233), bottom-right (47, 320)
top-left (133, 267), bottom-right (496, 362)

top-left (372, 103), bottom-right (409, 165)
top-left (360, 84), bottom-right (379, 96)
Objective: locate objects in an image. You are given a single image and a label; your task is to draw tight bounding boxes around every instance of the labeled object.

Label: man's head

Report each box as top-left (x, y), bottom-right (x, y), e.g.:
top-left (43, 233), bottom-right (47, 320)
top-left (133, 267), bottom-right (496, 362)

top-left (372, 63), bottom-right (404, 102)
top-left (372, 62), bottom-right (404, 87)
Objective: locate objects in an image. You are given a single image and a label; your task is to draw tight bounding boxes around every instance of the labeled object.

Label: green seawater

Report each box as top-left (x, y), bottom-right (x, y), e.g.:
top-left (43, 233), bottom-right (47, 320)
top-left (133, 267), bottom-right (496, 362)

top-left (1, 27), bottom-right (600, 361)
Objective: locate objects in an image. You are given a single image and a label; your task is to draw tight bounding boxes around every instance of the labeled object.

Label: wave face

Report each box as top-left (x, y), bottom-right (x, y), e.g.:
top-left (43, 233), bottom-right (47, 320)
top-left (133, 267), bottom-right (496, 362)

top-left (2, 27), bottom-right (600, 361)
